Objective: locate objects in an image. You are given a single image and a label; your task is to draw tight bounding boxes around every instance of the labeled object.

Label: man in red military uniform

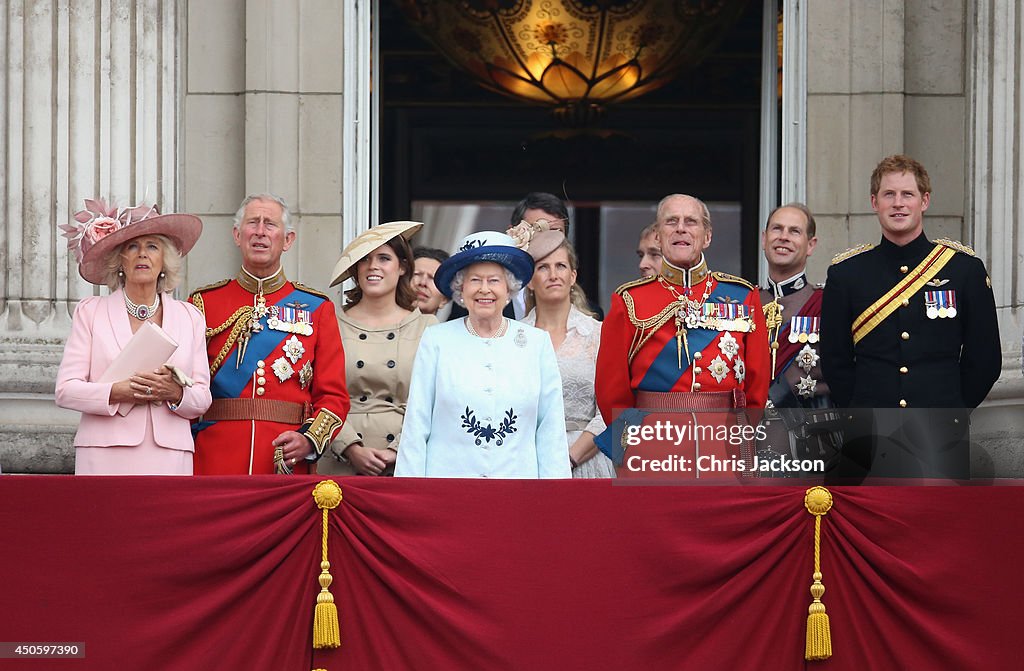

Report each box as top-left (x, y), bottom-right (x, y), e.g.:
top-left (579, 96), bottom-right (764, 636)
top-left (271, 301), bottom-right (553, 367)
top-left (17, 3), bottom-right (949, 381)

top-left (595, 194), bottom-right (769, 479)
top-left (189, 194), bottom-right (349, 474)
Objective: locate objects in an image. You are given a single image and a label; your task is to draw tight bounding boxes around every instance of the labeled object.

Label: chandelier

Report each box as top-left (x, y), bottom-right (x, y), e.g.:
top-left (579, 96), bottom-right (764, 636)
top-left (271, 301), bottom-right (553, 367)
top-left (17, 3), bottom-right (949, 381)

top-left (397, 0), bottom-right (746, 125)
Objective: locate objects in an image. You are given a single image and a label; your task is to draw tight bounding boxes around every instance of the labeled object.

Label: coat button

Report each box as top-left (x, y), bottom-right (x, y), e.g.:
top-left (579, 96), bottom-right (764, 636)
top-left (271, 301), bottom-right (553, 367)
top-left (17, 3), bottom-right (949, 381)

top-left (902, 299), bottom-right (910, 307)
top-left (256, 387), bottom-right (265, 396)
top-left (386, 433), bottom-right (395, 442)
top-left (257, 360), bottom-right (266, 367)
top-left (693, 351), bottom-right (702, 360)
top-left (901, 332), bottom-right (910, 340)
top-left (387, 360), bottom-right (396, 368)
top-left (693, 367), bottom-right (702, 374)
top-left (899, 366), bottom-right (908, 374)
top-left (356, 360), bottom-right (364, 368)
top-left (385, 396), bottom-right (393, 403)
top-left (257, 376), bottom-right (266, 385)
top-left (899, 399), bottom-right (907, 408)
top-left (359, 333), bottom-right (367, 340)
top-left (693, 383), bottom-right (702, 390)
top-left (899, 265), bottom-right (909, 274)
top-left (359, 395), bottom-right (367, 402)
top-left (387, 332), bottom-right (395, 340)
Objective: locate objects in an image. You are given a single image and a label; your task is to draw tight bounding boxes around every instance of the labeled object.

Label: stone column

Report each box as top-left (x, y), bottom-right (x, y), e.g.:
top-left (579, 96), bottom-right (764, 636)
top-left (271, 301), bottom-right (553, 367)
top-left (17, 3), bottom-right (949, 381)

top-left (182, 0), bottom-right (347, 295)
top-left (0, 0), bottom-right (181, 472)
top-left (965, 0), bottom-right (1024, 475)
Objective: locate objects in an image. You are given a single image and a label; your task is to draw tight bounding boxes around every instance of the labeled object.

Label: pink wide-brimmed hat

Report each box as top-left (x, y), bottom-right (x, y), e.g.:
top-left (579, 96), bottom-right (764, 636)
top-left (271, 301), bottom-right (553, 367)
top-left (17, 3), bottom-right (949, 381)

top-left (60, 199), bottom-right (203, 285)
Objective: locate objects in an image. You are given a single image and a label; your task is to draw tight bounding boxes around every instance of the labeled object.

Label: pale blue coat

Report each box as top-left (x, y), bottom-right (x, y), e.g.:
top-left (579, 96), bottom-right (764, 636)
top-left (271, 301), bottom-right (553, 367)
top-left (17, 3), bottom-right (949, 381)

top-left (395, 319), bottom-right (570, 478)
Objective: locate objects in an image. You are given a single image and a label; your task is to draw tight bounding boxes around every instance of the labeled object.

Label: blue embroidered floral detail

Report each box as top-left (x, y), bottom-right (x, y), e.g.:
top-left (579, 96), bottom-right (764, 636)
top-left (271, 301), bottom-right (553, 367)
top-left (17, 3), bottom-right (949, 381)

top-left (458, 239), bottom-right (486, 252)
top-left (461, 407), bottom-right (517, 446)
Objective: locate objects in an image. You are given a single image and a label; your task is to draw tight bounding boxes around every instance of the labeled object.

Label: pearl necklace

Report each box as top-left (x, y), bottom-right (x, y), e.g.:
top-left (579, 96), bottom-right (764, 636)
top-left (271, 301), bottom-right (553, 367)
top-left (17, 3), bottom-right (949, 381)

top-left (125, 292), bottom-right (160, 321)
top-left (465, 317), bottom-right (508, 339)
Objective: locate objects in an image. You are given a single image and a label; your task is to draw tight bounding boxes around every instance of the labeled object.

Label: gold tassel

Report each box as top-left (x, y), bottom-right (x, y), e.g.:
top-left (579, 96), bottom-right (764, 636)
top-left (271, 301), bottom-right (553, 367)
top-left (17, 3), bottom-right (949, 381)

top-left (312, 480), bottom-right (343, 649)
top-left (804, 486), bottom-right (834, 661)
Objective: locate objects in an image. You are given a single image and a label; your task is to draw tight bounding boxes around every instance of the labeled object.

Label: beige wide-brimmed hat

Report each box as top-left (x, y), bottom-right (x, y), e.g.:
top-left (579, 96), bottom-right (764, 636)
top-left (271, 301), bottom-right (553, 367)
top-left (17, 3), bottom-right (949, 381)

top-left (60, 199), bottom-right (203, 285)
top-left (329, 221), bottom-right (423, 287)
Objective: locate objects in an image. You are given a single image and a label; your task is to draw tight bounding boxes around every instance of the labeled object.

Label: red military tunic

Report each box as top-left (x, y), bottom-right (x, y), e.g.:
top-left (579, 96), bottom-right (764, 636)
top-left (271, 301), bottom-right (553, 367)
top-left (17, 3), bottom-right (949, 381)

top-left (595, 258), bottom-right (769, 479)
top-left (189, 270), bottom-right (349, 474)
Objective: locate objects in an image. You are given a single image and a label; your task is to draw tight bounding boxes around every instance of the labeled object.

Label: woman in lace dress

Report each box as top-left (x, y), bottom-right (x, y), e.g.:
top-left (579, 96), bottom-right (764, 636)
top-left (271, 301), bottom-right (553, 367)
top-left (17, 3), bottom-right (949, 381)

top-left (523, 231), bottom-right (615, 478)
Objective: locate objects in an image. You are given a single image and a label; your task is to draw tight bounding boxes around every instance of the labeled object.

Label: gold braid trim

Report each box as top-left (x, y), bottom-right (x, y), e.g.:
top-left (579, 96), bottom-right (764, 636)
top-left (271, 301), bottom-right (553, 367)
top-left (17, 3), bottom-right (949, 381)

top-left (189, 292), bottom-right (205, 315)
top-left (831, 243), bottom-right (874, 265)
top-left (933, 237), bottom-right (976, 256)
top-left (620, 290), bottom-right (678, 364)
top-left (207, 306), bottom-right (254, 376)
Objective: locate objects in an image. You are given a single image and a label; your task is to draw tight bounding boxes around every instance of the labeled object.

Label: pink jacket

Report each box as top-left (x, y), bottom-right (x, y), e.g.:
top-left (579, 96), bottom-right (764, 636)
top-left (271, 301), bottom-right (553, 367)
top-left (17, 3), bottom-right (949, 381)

top-left (55, 290), bottom-right (213, 450)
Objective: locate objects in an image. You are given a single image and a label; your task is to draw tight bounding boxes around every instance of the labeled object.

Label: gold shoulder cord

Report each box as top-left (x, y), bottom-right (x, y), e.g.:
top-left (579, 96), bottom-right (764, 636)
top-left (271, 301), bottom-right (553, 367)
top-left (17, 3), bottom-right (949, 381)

top-left (206, 306), bottom-right (254, 376)
top-left (621, 291), bottom-right (678, 364)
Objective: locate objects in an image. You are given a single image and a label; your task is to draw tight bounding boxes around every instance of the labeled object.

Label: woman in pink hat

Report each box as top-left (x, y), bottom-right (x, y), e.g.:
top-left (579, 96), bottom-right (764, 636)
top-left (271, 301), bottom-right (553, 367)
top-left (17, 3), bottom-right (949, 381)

top-left (55, 199), bottom-right (212, 475)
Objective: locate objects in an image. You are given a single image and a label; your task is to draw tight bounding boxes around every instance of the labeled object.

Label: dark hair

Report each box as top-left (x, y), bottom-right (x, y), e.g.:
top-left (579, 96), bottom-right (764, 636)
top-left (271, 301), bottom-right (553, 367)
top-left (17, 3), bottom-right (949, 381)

top-left (343, 235), bottom-right (418, 311)
top-left (871, 155), bottom-right (931, 196)
top-left (413, 246), bottom-right (450, 264)
top-left (766, 202), bottom-right (817, 238)
top-left (510, 192), bottom-right (570, 236)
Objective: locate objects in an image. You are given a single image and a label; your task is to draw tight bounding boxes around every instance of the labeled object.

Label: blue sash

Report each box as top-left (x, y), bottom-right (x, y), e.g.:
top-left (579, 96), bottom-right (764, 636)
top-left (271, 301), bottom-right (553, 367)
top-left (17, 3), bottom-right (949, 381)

top-left (597, 279), bottom-right (752, 461)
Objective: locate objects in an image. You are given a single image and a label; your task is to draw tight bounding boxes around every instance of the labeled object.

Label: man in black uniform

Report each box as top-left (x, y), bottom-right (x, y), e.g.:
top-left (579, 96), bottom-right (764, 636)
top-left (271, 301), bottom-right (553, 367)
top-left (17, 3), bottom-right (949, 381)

top-left (821, 155), bottom-right (1001, 479)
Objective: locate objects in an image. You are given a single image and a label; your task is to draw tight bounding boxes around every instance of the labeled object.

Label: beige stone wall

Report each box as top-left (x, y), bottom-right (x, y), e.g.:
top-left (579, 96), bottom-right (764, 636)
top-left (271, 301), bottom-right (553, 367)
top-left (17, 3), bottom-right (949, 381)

top-left (181, 0), bottom-right (346, 295)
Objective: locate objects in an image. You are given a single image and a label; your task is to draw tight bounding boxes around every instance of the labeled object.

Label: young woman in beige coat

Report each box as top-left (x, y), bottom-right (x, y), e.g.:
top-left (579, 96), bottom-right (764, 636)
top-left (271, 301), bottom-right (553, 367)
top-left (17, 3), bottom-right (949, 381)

top-left (321, 222), bottom-right (437, 475)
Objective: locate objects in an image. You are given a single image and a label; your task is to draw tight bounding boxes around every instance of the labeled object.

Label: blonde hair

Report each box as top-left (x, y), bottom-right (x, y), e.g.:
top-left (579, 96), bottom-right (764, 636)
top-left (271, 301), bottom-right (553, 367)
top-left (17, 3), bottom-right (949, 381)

top-left (525, 239), bottom-right (597, 318)
top-left (102, 234), bottom-right (183, 292)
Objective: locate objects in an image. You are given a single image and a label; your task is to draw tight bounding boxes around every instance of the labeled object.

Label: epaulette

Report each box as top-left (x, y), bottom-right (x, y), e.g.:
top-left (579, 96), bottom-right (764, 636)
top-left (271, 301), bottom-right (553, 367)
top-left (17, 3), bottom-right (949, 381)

top-left (614, 275), bottom-right (657, 296)
top-left (831, 243), bottom-right (874, 265)
top-left (293, 281), bottom-right (330, 300)
top-left (188, 278), bottom-right (230, 315)
top-left (189, 278), bottom-right (230, 296)
top-left (934, 238), bottom-right (976, 257)
top-left (711, 271), bottom-right (755, 291)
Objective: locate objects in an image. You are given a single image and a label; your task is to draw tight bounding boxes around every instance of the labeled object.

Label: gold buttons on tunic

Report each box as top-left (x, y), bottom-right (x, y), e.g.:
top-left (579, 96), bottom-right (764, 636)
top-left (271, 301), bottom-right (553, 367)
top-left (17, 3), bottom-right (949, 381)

top-left (693, 352), bottom-right (702, 360)
top-left (257, 360), bottom-right (266, 367)
top-left (693, 382), bottom-right (702, 390)
top-left (901, 299), bottom-right (909, 307)
top-left (899, 399), bottom-right (907, 408)
top-left (901, 332), bottom-right (910, 340)
top-left (899, 367), bottom-right (908, 374)
top-left (693, 367), bottom-right (702, 374)
top-left (257, 376), bottom-right (266, 385)
top-left (257, 387), bottom-right (265, 396)
top-left (899, 265), bottom-right (909, 274)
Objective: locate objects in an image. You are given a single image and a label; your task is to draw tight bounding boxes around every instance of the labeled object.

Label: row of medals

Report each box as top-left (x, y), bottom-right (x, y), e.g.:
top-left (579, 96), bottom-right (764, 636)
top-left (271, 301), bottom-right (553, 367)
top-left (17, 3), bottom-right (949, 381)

top-left (251, 296), bottom-right (314, 336)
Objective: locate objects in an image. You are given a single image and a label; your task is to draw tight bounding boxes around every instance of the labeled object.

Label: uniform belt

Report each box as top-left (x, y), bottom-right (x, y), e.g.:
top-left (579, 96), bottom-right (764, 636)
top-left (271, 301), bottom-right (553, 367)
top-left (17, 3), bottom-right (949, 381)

top-left (635, 389), bottom-right (746, 411)
top-left (203, 398), bottom-right (309, 424)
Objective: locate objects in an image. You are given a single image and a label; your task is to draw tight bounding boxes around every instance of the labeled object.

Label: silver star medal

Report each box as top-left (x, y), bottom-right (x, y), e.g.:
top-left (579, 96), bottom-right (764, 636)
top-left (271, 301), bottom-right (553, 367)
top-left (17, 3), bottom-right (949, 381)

top-left (796, 375), bottom-right (816, 399)
top-left (732, 356), bottom-right (746, 383)
top-left (708, 355), bottom-right (730, 383)
top-left (272, 356), bottom-right (294, 383)
top-left (796, 344), bottom-right (820, 373)
top-left (718, 331), bottom-right (739, 361)
top-left (283, 335), bottom-right (305, 364)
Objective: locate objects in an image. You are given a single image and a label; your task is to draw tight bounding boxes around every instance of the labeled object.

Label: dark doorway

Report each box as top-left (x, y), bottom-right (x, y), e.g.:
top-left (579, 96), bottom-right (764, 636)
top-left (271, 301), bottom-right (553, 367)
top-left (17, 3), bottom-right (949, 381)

top-left (379, 0), bottom-right (766, 305)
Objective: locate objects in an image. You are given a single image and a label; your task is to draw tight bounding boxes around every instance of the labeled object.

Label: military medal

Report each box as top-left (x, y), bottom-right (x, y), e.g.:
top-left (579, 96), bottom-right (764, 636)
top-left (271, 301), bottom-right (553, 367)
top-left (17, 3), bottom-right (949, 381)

top-left (789, 316), bottom-right (819, 344)
top-left (796, 344), bottom-right (820, 373)
top-left (732, 356), bottom-right (746, 384)
top-left (708, 355), bottom-right (729, 383)
top-left (283, 335), bottom-right (305, 364)
top-left (796, 375), bottom-right (816, 399)
top-left (271, 357), bottom-right (294, 383)
top-left (924, 290), bottom-right (957, 319)
top-left (718, 331), bottom-right (739, 361)
top-left (299, 360), bottom-right (313, 390)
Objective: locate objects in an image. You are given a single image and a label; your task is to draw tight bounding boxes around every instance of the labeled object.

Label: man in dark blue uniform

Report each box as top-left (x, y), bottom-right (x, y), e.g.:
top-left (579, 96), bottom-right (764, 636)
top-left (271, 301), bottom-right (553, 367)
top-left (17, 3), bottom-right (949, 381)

top-left (821, 155), bottom-right (1001, 479)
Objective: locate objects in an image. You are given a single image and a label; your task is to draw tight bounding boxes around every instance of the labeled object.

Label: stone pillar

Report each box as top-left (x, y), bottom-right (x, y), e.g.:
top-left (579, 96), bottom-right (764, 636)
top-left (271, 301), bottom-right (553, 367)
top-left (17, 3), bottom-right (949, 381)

top-left (965, 0), bottom-right (1024, 476)
top-left (181, 0), bottom-right (347, 295)
top-left (0, 0), bottom-right (181, 473)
